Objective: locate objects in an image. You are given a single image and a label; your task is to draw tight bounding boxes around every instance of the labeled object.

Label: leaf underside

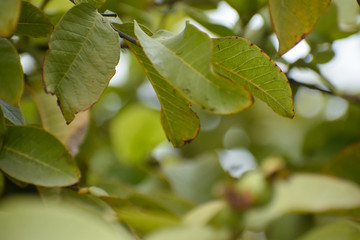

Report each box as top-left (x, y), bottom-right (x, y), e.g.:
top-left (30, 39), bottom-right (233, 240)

top-left (134, 21), bottom-right (253, 115)
top-left (43, 3), bottom-right (120, 123)
top-left (114, 23), bottom-right (200, 147)
top-left (212, 37), bottom-right (294, 118)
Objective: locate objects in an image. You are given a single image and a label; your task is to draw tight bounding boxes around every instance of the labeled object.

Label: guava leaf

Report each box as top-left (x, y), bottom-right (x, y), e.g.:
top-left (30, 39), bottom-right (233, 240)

top-left (113, 23), bottom-right (200, 147)
top-left (0, 199), bottom-right (134, 240)
top-left (212, 37), bottom-right (294, 118)
top-left (43, 3), bottom-right (120, 123)
top-left (134, 21), bottom-right (253, 115)
top-left (0, 99), bottom-right (25, 125)
top-left (115, 206), bottom-right (180, 234)
top-left (15, 1), bottom-right (53, 37)
top-left (0, 0), bottom-right (21, 37)
top-left (183, 200), bottom-right (226, 227)
top-left (0, 38), bottom-right (24, 106)
top-left (0, 126), bottom-right (80, 187)
top-left (245, 174), bottom-right (360, 231)
top-left (298, 220), bottom-right (360, 240)
top-left (268, 0), bottom-right (331, 55)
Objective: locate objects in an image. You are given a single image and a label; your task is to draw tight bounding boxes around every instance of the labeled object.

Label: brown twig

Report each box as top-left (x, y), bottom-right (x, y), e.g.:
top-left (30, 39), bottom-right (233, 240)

top-left (288, 78), bottom-right (360, 104)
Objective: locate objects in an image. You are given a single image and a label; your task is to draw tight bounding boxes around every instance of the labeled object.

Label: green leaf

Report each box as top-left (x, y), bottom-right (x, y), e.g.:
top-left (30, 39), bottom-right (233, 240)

top-left (0, 198), bottom-right (134, 240)
top-left (183, 200), bottom-right (226, 227)
top-left (212, 37), bottom-right (294, 118)
top-left (43, 3), bottom-right (120, 123)
top-left (145, 226), bottom-right (227, 240)
top-left (0, 38), bottom-right (24, 105)
top-left (312, 49), bottom-right (335, 64)
top-left (0, 126), bottom-right (80, 187)
top-left (0, 0), bottom-right (21, 37)
top-left (134, 21), bottom-right (253, 115)
top-left (245, 174), bottom-right (360, 231)
top-left (116, 206), bottom-right (180, 234)
top-left (15, 1), bottom-right (53, 37)
top-left (323, 143), bottom-right (360, 185)
top-left (114, 23), bottom-right (200, 147)
top-left (39, 187), bottom-right (117, 219)
top-left (298, 220), bottom-right (360, 240)
top-left (109, 104), bottom-right (166, 165)
top-left (74, 0), bottom-right (106, 9)
top-left (268, 0), bottom-right (331, 55)
top-left (0, 99), bottom-right (25, 125)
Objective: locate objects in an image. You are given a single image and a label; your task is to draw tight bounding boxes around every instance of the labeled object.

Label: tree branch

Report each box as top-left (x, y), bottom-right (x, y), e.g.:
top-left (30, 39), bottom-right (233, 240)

top-left (288, 78), bottom-right (360, 104)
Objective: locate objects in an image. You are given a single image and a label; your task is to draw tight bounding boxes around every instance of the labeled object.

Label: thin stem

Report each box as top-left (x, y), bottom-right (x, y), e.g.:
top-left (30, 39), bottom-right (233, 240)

top-left (111, 25), bottom-right (140, 47)
top-left (288, 78), bottom-right (360, 104)
top-left (101, 13), bottom-right (117, 17)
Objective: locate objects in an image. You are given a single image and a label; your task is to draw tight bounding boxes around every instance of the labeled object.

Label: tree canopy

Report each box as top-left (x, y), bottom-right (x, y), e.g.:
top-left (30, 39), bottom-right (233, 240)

top-left (1, 0), bottom-right (360, 239)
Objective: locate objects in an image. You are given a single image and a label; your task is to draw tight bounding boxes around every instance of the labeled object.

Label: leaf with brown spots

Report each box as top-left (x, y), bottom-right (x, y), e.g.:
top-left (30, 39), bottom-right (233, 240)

top-left (268, 0), bottom-right (331, 55)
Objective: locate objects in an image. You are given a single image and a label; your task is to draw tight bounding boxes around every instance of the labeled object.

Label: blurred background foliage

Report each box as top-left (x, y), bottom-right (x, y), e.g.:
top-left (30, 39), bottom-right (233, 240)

top-left (3, 0), bottom-right (360, 239)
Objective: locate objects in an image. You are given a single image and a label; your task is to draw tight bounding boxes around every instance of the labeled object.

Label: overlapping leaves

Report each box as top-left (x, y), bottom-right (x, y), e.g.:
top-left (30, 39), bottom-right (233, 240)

top-left (112, 21), bottom-right (293, 146)
top-left (113, 23), bottom-right (200, 147)
top-left (134, 21), bottom-right (252, 115)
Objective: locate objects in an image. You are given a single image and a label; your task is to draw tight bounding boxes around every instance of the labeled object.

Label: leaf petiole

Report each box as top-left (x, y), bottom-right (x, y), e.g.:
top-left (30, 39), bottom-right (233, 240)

top-left (111, 25), bottom-right (140, 46)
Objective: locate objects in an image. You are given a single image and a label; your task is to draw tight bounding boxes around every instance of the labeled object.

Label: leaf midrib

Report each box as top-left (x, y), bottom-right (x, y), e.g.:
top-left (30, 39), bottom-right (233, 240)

top-left (1, 145), bottom-right (76, 180)
top-left (53, 12), bottom-right (97, 93)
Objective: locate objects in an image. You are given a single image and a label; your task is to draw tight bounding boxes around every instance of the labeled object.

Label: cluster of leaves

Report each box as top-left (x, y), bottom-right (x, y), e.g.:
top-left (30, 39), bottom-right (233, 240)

top-left (1, 0), bottom-right (360, 239)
